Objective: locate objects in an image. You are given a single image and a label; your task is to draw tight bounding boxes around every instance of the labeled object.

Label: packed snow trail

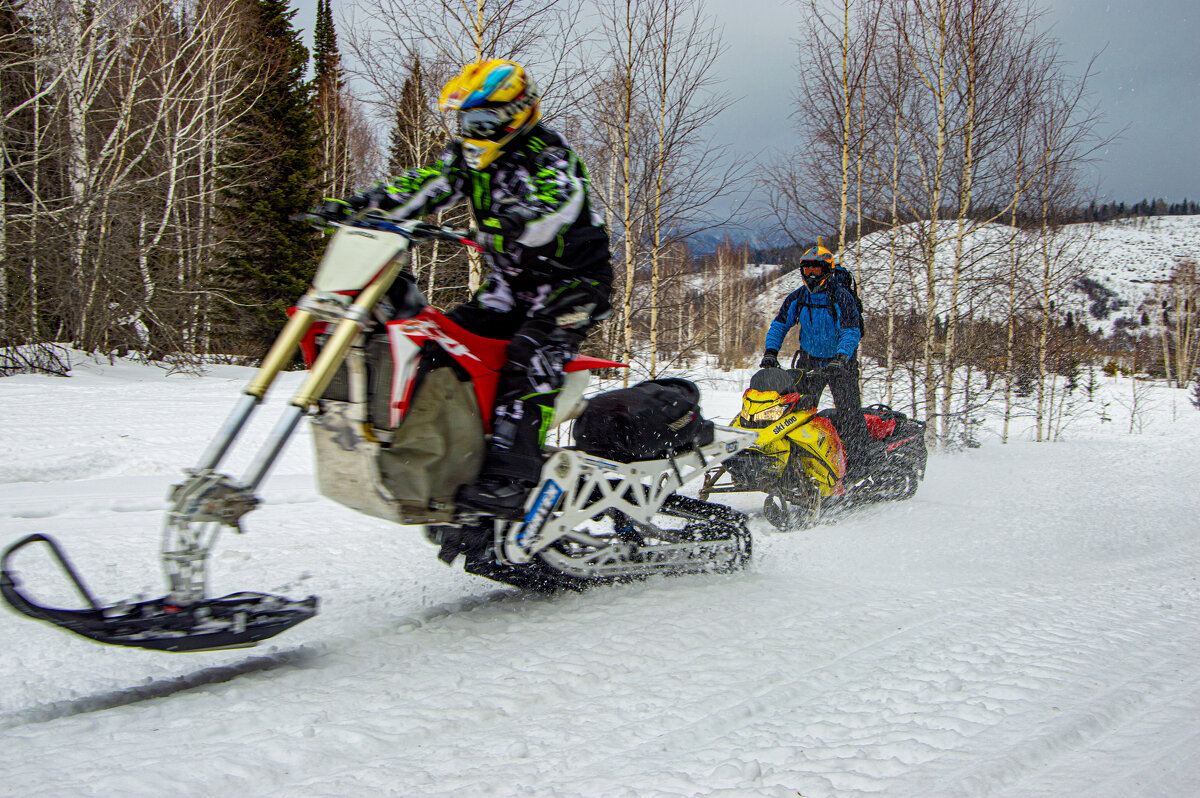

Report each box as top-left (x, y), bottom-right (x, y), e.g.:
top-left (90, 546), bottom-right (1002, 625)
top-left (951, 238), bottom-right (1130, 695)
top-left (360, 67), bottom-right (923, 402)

top-left (0, 360), bottom-right (1198, 797)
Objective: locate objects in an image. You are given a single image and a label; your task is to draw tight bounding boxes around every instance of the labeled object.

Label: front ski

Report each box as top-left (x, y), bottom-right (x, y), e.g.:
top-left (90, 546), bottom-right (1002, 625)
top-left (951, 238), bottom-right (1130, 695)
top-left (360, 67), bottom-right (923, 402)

top-left (1, 534), bottom-right (316, 652)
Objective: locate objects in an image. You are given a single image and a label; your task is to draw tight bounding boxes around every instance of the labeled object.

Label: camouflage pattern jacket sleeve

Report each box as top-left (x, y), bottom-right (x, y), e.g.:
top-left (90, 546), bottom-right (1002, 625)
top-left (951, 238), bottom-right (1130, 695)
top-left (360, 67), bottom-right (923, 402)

top-left (365, 147), bottom-right (467, 220)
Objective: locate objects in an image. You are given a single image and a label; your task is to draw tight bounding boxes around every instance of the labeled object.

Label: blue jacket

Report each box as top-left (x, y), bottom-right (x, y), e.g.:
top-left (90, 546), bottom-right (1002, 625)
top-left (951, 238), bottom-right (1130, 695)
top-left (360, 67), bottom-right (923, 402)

top-left (764, 284), bottom-right (861, 360)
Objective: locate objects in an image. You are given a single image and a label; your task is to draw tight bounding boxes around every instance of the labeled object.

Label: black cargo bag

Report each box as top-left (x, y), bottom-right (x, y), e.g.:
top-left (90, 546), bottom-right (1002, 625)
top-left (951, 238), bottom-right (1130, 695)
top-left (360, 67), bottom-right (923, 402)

top-left (573, 378), bottom-right (715, 462)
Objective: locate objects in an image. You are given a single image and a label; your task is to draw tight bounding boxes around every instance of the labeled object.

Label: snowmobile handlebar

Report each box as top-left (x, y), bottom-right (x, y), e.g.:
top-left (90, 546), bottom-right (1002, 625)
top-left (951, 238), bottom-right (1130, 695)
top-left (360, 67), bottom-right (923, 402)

top-left (807, 364), bottom-right (843, 379)
top-left (763, 362), bottom-right (841, 380)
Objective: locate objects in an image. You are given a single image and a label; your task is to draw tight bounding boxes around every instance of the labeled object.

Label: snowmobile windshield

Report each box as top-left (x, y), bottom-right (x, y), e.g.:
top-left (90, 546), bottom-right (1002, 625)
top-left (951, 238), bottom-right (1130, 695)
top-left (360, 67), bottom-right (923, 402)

top-left (749, 368), bottom-right (797, 395)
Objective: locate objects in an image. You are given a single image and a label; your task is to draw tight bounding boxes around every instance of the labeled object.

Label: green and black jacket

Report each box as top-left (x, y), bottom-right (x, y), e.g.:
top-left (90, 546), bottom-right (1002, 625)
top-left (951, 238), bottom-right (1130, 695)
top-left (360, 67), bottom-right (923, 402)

top-left (364, 125), bottom-right (611, 288)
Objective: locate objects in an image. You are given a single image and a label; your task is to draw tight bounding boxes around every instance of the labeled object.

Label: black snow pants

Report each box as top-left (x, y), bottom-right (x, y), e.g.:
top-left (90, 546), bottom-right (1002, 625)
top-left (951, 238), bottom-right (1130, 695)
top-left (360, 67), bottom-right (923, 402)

top-left (791, 351), bottom-right (872, 476)
top-left (448, 273), bottom-right (612, 485)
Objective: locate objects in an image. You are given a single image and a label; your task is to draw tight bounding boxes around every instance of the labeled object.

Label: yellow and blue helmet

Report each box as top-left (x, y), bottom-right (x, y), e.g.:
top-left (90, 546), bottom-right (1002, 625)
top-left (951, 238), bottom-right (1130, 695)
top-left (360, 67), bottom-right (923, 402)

top-left (438, 60), bottom-right (541, 169)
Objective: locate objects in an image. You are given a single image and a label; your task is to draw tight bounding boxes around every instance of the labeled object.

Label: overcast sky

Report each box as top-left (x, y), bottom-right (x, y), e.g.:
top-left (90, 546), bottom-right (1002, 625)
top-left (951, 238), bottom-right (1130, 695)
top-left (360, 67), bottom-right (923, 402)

top-left (297, 0), bottom-right (1198, 204)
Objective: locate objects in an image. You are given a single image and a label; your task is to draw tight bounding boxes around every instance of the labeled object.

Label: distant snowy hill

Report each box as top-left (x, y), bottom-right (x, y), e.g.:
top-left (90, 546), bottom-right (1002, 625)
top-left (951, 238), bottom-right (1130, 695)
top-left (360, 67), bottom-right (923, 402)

top-left (685, 226), bottom-right (781, 256)
top-left (763, 215), bottom-right (1200, 336)
top-left (686, 261), bottom-right (782, 293)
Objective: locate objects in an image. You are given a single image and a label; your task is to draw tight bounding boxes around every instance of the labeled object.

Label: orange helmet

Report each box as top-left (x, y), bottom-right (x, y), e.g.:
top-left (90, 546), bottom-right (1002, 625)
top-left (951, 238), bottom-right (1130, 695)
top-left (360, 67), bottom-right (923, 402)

top-left (438, 60), bottom-right (541, 169)
top-left (799, 244), bottom-right (835, 291)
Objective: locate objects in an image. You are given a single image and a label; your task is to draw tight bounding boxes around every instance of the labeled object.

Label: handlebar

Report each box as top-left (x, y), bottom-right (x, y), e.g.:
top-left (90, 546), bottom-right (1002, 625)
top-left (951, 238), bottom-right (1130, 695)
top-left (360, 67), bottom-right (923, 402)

top-left (290, 212), bottom-right (483, 251)
top-left (763, 362), bottom-right (841, 378)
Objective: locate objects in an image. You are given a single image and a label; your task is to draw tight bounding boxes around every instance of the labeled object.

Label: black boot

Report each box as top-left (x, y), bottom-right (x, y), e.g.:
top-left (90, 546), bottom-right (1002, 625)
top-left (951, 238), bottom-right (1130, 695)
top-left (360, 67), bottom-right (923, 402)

top-left (433, 523), bottom-right (495, 564)
top-left (455, 475), bottom-right (530, 521)
top-left (842, 440), bottom-right (871, 483)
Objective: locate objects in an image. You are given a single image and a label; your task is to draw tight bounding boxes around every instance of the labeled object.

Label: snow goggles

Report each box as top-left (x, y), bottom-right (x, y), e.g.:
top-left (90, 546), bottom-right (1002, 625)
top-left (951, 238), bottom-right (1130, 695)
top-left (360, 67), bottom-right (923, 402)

top-left (801, 262), bottom-right (829, 275)
top-left (458, 106), bottom-right (512, 140)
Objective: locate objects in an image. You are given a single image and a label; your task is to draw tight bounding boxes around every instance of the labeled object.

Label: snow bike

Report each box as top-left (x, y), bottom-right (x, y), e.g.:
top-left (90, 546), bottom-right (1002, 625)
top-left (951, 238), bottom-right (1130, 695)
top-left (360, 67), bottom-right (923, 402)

top-left (1, 216), bottom-right (755, 653)
top-left (698, 362), bottom-right (927, 531)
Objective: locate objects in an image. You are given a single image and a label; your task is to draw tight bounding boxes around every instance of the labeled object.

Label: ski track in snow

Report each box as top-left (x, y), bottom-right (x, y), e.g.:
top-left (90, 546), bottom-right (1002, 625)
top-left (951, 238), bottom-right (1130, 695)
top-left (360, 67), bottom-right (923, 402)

top-left (0, 360), bottom-right (1198, 797)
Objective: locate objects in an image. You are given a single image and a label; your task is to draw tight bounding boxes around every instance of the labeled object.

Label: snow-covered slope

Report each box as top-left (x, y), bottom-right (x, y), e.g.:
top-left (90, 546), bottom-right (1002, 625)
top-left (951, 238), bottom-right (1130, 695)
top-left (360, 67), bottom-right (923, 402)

top-left (1, 357), bottom-right (1199, 797)
top-left (765, 215), bottom-right (1200, 337)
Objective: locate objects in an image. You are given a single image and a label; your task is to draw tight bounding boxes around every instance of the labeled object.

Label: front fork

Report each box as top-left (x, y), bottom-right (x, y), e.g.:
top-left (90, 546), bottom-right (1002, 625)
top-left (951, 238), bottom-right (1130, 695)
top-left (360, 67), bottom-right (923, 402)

top-left (163, 262), bottom-right (402, 604)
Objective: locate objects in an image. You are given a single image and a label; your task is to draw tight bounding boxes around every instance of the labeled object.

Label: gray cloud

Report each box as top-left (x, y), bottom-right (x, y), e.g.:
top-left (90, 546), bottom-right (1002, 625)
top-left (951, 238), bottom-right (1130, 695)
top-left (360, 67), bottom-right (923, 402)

top-left (1039, 0), bottom-right (1200, 201)
top-left (294, 0), bottom-right (1198, 204)
top-left (703, 0), bottom-right (1199, 204)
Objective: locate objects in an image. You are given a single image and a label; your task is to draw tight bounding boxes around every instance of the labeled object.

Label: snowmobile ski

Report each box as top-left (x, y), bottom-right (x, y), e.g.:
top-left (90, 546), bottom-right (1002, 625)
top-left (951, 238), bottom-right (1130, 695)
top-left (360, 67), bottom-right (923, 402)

top-left (1, 534), bottom-right (317, 652)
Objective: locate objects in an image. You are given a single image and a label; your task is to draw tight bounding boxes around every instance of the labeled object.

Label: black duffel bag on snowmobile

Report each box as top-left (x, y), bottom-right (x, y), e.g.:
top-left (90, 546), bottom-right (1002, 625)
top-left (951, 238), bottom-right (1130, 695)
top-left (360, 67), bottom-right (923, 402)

top-left (573, 378), bottom-right (715, 461)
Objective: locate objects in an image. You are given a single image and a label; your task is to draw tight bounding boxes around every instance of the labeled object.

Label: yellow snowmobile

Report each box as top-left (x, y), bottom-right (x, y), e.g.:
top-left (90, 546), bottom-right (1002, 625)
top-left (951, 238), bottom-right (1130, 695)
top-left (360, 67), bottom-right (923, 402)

top-left (699, 366), bottom-right (927, 530)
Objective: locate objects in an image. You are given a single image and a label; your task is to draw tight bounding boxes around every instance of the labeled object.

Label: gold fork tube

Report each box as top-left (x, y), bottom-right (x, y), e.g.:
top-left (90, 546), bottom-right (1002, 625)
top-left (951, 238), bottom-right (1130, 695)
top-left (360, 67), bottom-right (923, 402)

top-left (289, 260), bottom-right (403, 411)
top-left (245, 306), bottom-right (316, 400)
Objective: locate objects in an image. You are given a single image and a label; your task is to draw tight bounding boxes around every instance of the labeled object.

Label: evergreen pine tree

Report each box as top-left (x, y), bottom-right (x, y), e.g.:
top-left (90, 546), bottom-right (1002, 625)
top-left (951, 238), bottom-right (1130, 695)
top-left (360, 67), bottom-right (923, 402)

top-left (1064, 360), bottom-right (1080, 394)
top-left (313, 0), bottom-right (338, 83)
top-left (312, 0), bottom-right (350, 196)
top-left (387, 56), bottom-right (433, 177)
top-left (218, 0), bottom-right (323, 354)
top-left (1192, 372), bottom-right (1200, 411)
top-left (1085, 364), bottom-right (1099, 401)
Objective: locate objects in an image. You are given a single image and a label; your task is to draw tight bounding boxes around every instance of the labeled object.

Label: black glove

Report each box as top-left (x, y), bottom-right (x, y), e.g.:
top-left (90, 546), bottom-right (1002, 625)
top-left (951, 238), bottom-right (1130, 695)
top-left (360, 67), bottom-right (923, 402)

top-left (759, 350), bottom-right (780, 369)
top-left (482, 214), bottom-right (523, 236)
top-left (311, 198), bottom-right (360, 222)
top-left (473, 214), bottom-right (524, 253)
top-left (473, 231), bottom-right (503, 252)
top-left (828, 353), bottom-right (849, 371)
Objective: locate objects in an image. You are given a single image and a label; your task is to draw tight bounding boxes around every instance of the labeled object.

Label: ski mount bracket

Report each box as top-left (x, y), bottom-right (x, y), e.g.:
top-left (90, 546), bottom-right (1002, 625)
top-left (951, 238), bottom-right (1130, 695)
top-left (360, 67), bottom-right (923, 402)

top-left (161, 469), bottom-right (260, 604)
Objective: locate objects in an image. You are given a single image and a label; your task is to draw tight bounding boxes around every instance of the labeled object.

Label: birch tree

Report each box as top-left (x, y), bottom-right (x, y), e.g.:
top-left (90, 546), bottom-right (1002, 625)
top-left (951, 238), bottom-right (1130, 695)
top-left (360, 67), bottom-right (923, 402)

top-left (643, 0), bottom-right (740, 376)
top-left (1156, 259), bottom-right (1199, 388)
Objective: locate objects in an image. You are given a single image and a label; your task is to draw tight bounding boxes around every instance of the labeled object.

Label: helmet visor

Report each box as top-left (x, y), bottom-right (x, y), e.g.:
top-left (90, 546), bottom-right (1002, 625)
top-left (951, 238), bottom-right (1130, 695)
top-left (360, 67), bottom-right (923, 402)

top-left (458, 106), bottom-right (510, 140)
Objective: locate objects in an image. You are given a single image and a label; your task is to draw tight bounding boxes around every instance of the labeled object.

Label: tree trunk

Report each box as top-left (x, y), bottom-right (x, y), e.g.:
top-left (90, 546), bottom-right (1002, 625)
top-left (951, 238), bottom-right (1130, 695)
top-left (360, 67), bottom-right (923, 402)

top-left (941, 0), bottom-right (980, 443)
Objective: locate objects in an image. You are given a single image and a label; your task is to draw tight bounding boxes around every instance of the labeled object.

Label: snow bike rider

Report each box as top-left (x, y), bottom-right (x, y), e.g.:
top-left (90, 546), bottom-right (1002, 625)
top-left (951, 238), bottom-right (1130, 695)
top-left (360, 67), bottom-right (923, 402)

top-left (759, 245), bottom-right (876, 479)
top-left (315, 60), bottom-right (612, 519)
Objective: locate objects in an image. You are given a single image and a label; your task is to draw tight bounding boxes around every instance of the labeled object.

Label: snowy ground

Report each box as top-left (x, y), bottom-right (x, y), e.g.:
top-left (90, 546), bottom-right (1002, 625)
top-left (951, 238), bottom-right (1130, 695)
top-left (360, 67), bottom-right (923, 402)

top-left (1, 356), bottom-right (1198, 797)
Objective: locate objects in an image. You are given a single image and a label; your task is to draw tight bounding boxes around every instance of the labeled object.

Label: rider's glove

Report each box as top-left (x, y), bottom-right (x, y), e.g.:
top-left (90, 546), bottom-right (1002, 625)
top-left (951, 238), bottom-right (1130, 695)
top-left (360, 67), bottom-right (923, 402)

top-left (829, 353), bottom-right (850, 371)
top-left (473, 231), bottom-right (505, 252)
top-left (312, 193), bottom-right (374, 222)
top-left (473, 214), bottom-right (523, 253)
top-left (759, 350), bottom-right (780, 369)
top-left (359, 183), bottom-right (399, 210)
top-left (311, 198), bottom-right (354, 222)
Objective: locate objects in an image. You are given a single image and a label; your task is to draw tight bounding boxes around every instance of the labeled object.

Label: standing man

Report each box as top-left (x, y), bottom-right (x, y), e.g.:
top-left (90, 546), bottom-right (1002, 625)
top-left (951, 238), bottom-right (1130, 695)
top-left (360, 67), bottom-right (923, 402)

top-left (760, 244), bottom-right (875, 479)
top-left (320, 60), bottom-right (612, 518)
